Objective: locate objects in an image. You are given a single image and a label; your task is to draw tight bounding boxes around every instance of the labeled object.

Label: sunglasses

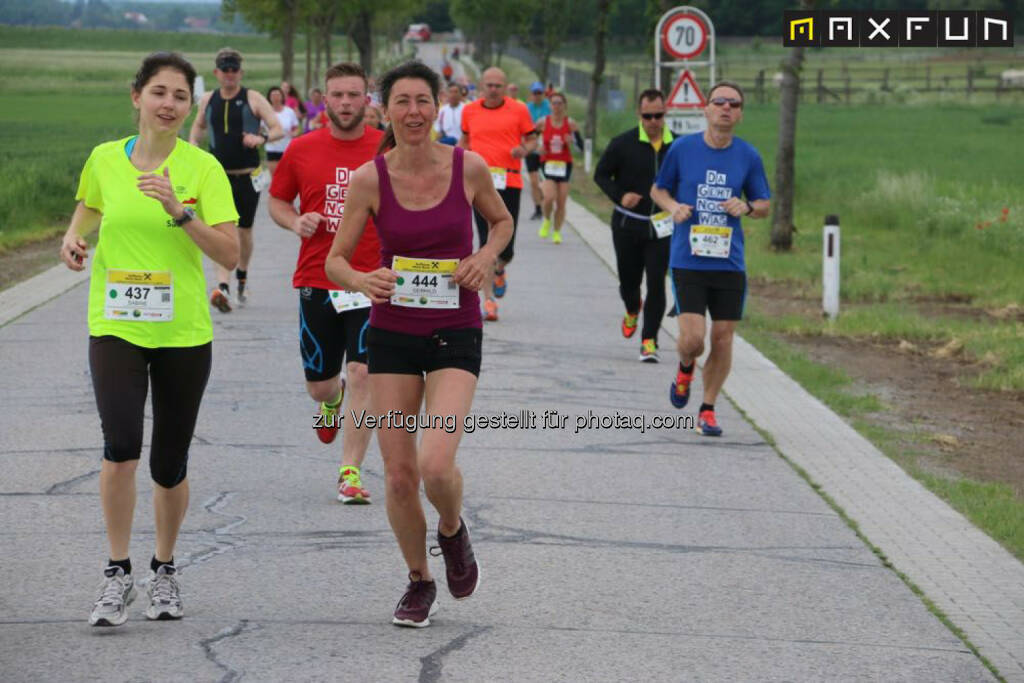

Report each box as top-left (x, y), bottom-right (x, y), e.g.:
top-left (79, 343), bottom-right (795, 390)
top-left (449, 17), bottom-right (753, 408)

top-left (641, 112), bottom-right (665, 120)
top-left (710, 97), bottom-right (743, 109)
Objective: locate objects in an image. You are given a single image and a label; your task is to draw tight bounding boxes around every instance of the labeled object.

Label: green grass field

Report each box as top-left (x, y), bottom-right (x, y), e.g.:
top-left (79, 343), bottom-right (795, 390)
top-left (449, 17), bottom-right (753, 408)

top-left (0, 24), bottom-right (300, 54)
top-left (0, 26), bottom-right (405, 251)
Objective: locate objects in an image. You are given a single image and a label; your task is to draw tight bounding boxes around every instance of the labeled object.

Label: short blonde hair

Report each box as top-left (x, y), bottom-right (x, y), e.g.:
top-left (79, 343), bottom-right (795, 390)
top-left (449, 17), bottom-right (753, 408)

top-left (215, 47), bottom-right (242, 65)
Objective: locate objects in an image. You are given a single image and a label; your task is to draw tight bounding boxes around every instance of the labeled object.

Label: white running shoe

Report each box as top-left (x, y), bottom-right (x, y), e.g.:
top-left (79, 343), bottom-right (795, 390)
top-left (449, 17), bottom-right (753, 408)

top-left (145, 564), bottom-right (184, 620)
top-left (89, 566), bottom-right (136, 627)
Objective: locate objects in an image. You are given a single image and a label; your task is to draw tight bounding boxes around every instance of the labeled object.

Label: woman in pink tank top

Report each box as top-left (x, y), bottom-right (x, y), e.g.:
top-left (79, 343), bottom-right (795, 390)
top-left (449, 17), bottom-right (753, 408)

top-left (324, 61), bottom-right (513, 628)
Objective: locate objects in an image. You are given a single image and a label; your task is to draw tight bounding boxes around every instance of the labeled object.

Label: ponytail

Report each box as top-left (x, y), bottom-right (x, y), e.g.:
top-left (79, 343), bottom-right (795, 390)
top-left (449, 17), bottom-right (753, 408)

top-left (376, 124), bottom-right (396, 155)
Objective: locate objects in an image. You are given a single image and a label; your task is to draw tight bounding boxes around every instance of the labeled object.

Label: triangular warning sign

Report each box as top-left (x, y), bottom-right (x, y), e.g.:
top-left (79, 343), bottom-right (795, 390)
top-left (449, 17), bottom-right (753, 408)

top-left (666, 70), bottom-right (706, 109)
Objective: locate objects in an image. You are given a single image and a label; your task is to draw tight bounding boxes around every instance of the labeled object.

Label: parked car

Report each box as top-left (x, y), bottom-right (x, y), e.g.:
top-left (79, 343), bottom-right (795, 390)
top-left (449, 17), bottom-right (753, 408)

top-left (404, 23), bottom-right (431, 42)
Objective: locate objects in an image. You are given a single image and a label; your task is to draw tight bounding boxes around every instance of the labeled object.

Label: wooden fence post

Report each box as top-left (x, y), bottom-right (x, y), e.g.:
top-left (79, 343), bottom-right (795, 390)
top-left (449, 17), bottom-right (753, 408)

top-left (966, 66), bottom-right (973, 98)
top-left (925, 65), bottom-right (931, 91)
top-left (882, 68), bottom-right (889, 91)
top-left (817, 69), bottom-right (824, 103)
top-left (756, 69), bottom-right (765, 104)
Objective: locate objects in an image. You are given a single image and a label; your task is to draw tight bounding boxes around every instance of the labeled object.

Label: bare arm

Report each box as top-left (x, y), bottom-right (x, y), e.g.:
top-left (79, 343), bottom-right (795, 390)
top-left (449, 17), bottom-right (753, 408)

top-left (721, 196), bottom-right (770, 219)
top-left (183, 219), bottom-right (239, 270)
top-left (513, 131), bottom-right (538, 158)
top-left (650, 184), bottom-right (692, 223)
top-left (454, 151), bottom-right (513, 289)
top-left (189, 92), bottom-right (211, 146)
top-left (457, 131), bottom-right (470, 149)
top-left (249, 91), bottom-right (285, 142)
top-left (268, 196), bottom-right (323, 238)
top-left (60, 201), bottom-right (102, 271)
top-left (324, 163), bottom-right (396, 301)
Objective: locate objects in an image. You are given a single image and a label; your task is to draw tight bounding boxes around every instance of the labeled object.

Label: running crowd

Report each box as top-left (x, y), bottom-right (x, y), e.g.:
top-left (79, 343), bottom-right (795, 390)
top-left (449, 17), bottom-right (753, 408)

top-left (59, 47), bottom-right (769, 629)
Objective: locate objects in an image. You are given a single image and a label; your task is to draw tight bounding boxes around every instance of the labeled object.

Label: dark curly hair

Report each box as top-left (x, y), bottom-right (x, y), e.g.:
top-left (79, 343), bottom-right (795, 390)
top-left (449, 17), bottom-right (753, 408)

top-left (376, 60), bottom-right (441, 155)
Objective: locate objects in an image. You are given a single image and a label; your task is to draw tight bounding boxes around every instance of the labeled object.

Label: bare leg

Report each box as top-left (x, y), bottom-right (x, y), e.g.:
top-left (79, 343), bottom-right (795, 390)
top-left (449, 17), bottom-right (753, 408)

top-left (553, 182), bottom-right (569, 233)
top-left (420, 368), bottom-right (477, 535)
top-left (542, 180), bottom-right (556, 220)
top-left (373, 373), bottom-right (431, 579)
top-left (340, 361), bottom-right (372, 468)
top-left (675, 312), bottom-right (707, 367)
top-left (100, 459), bottom-right (139, 561)
top-left (528, 170), bottom-right (542, 209)
top-left (307, 371), bottom-right (372, 469)
top-left (153, 479), bottom-right (189, 563)
top-left (701, 320), bottom-right (736, 404)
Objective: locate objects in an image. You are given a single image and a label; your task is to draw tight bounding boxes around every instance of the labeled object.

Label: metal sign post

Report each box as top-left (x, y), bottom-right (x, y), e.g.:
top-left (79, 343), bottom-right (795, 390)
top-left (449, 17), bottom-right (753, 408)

top-left (655, 7), bottom-right (715, 136)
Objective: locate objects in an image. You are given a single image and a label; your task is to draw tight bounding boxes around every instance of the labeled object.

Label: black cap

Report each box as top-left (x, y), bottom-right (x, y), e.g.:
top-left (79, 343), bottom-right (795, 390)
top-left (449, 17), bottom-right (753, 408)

top-left (825, 214), bottom-right (840, 226)
top-left (216, 56), bottom-right (241, 71)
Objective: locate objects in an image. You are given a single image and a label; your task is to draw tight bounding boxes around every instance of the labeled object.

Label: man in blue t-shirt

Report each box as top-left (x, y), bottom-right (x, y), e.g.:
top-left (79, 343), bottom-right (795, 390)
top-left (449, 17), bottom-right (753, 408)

top-left (525, 81), bottom-right (552, 219)
top-left (651, 81), bottom-right (771, 437)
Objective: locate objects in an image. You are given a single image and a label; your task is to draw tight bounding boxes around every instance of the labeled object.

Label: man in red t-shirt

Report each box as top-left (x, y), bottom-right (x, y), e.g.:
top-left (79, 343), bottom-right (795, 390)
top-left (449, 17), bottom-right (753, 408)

top-left (459, 66), bottom-right (537, 322)
top-left (269, 62), bottom-right (383, 504)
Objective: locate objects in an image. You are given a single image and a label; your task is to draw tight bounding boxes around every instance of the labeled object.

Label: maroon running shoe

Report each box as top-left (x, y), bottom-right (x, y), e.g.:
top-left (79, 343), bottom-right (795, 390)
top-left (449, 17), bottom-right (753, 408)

top-left (432, 518), bottom-right (480, 600)
top-left (392, 572), bottom-right (438, 628)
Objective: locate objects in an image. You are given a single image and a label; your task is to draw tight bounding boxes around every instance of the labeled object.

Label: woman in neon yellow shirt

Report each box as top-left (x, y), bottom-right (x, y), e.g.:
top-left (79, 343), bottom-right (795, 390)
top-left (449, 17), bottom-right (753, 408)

top-left (60, 52), bottom-right (239, 628)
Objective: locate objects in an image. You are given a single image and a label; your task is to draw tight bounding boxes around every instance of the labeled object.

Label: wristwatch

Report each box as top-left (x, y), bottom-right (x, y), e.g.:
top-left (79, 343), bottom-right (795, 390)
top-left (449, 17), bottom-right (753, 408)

top-left (173, 207), bottom-right (197, 226)
top-left (745, 200), bottom-right (755, 216)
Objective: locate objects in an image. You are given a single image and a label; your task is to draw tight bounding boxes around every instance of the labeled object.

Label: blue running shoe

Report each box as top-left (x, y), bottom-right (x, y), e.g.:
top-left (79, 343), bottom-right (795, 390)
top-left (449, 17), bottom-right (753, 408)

top-left (698, 410), bottom-right (723, 437)
top-left (493, 271), bottom-right (507, 298)
top-left (669, 366), bottom-right (693, 409)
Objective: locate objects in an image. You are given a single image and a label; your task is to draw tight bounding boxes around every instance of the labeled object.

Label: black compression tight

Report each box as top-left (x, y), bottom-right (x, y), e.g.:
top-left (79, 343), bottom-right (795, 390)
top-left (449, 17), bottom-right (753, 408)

top-left (612, 228), bottom-right (671, 340)
top-left (88, 336), bottom-right (211, 488)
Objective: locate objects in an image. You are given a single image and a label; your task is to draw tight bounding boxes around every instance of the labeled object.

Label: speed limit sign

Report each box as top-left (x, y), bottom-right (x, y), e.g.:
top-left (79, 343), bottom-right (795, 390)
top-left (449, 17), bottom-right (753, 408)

top-left (661, 12), bottom-right (708, 60)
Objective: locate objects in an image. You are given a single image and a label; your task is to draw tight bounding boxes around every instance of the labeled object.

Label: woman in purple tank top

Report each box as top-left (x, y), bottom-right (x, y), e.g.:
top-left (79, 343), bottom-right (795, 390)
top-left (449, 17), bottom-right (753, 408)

top-left (325, 61), bottom-right (512, 628)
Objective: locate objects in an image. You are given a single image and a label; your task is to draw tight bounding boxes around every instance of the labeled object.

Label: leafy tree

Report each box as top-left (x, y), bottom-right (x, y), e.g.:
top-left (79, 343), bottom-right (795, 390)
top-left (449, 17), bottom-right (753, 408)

top-left (223, 0), bottom-right (301, 81)
top-left (519, 0), bottom-right (575, 82)
top-left (586, 0), bottom-right (613, 140)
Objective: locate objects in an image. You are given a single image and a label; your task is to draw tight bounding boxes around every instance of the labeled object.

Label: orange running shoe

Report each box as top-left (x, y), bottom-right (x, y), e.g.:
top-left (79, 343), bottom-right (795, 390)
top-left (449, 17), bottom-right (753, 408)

top-left (483, 298), bottom-right (498, 322)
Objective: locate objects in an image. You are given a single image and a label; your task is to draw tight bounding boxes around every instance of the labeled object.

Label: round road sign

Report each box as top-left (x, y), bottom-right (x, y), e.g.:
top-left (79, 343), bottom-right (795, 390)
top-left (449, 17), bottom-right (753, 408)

top-left (661, 12), bottom-right (708, 60)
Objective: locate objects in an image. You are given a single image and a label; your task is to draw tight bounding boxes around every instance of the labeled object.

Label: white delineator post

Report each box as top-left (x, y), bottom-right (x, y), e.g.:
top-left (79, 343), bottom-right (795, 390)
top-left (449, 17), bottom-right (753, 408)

top-left (822, 214), bottom-right (840, 319)
top-left (584, 138), bottom-right (593, 174)
top-left (195, 75), bottom-right (205, 101)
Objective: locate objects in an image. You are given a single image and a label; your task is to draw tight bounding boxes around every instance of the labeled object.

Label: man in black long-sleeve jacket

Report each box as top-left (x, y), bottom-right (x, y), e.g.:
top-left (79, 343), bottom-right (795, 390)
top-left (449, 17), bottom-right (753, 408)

top-left (593, 89), bottom-right (675, 362)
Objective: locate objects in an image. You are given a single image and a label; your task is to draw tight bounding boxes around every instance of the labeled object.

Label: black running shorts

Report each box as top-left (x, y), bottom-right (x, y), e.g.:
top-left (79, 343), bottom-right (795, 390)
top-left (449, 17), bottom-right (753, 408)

top-left (671, 269), bottom-right (747, 321)
top-left (367, 326), bottom-right (482, 377)
top-left (525, 152), bottom-right (541, 173)
top-left (227, 173), bottom-right (260, 228)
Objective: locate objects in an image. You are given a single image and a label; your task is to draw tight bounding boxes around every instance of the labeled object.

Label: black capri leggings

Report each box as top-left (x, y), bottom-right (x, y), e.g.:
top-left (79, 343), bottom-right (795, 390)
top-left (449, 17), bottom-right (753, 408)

top-left (611, 224), bottom-right (671, 340)
top-left (89, 335), bottom-right (212, 488)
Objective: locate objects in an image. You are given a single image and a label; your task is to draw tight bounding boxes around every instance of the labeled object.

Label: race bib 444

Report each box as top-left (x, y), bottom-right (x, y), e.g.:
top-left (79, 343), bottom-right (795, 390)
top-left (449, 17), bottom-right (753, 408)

top-left (391, 256), bottom-right (460, 309)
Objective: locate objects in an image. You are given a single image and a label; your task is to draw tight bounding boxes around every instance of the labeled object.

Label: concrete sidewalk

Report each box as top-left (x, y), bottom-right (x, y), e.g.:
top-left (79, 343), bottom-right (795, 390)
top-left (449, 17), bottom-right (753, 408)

top-left (0, 190), bottom-right (1009, 681)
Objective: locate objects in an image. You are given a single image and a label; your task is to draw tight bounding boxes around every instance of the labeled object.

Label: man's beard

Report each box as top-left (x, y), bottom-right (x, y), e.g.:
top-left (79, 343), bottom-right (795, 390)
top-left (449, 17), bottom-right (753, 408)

top-left (328, 106), bottom-right (365, 131)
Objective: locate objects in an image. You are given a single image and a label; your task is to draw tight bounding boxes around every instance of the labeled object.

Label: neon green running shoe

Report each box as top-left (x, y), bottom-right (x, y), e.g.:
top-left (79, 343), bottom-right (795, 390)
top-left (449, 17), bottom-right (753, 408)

top-left (538, 218), bottom-right (551, 239)
top-left (338, 465), bottom-right (371, 504)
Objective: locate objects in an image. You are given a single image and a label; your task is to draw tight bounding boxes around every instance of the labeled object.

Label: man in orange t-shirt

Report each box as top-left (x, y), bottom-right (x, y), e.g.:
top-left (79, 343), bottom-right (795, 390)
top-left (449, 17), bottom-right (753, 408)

top-left (459, 66), bottom-right (537, 321)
